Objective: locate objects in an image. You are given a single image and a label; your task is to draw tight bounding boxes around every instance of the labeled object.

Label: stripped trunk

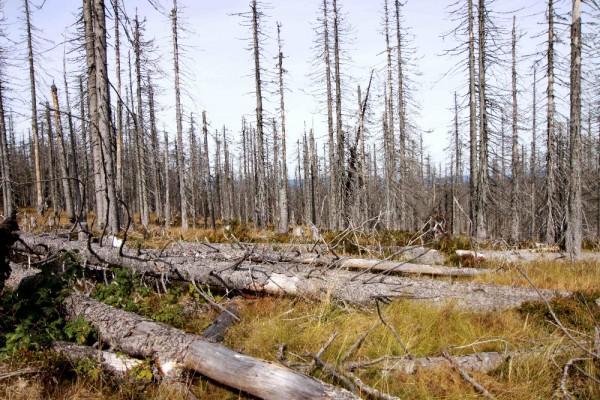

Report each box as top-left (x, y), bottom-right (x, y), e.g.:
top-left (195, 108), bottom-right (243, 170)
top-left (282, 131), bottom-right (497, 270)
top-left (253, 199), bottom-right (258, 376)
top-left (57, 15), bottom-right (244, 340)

top-left (134, 16), bottom-right (149, 228)
top-left (24, 0), bottom-right (43, 214)
top-left (50, 84), bottom-right (75, 221)
top-left (394, 0), bottom-right (407, 231)
top-left (510, 17), bottom-right (519, 242)
top-left (148, 78), bottom-right (163, 222)
top-left (171, 0), bottom-right (188, 230)
top-left (332, 0), bottom-right (345, 228)
top-left (467, 0), bottom-right (478, 238)
top-left (0, 80), bottom-right (12, 216)
top-left (545, 0), bottom-right (556, 244)
top-left (114, 1), bottom-right (123, 199)
top-left (565, 0), bottom-right (582, 257)
top-left (322, 0), bottom-right (336, 230)
top-left (384, 0), bottom-right (396, 228)
top-left (202, 111), bottom-right (215, 230)
top-left (475, 0), bottom-right (488, 240)
top-left (531, 64), bottom-right (537, 239)
top-left (93, 0), bottom-right (119, 233)
top-left (251, 0), bottom-right (267, 228)
top-left (276, 23), bottom-right (289, 234)
top-left (164, 132), bottom-right (171, 227)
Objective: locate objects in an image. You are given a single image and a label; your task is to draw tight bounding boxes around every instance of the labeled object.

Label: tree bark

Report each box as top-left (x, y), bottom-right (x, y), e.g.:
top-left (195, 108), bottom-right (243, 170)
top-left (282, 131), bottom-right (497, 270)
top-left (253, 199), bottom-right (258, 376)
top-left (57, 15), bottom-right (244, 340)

top-left (545, 0), bottom-right (556, 244)
top-left (467, 0), bottom-right (478, 238)
top-left (276, 23), bottom-right (289, 234)
top-left (510, 17), bottom-right (520, 243)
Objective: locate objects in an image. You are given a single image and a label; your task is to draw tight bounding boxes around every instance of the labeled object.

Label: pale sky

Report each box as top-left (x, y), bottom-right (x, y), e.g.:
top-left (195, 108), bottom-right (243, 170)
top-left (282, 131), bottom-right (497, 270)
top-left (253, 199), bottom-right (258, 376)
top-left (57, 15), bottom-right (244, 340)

top-left (2, 0), bottom-right (578, 169)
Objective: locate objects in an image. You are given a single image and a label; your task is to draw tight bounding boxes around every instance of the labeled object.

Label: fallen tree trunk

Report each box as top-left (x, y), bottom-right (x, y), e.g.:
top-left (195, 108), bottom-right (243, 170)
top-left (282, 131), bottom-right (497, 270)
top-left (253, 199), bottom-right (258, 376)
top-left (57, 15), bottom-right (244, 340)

top-left (52, 341), bottom-right (142, 377)
top-left (455, 249), bottom-right (600, 263)
top-left (347, 352), bottom-right (506, 375)
top-left (63, 294), bottom-right (357, 400)
top-left (19, 234), bottom-right (567, 311)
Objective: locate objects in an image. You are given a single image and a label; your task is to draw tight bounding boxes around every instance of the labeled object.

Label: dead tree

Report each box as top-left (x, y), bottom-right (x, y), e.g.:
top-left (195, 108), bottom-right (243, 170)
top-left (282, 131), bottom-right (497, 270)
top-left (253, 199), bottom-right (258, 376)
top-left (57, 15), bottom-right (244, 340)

top-left (202, 111), bottom-right (215, 230)
top-left (171, 0), bottom-right (188, 230)
top-left (530, 63), bottom-right (538, 240)
top-left (394, 0), bottom-right (408, 230)
top-left (332, 0), bottom-right (345, 229)
top-left (467, 0), bottom-right (478, 238)
top-left (383, 0), bottom-right (396, 229)
top-left (475, 0), bottom-right (489, 241)
top-left (250, 0), bottom-right (267, 228)
top-left (133, 15), bottom-right (149, 228)
top-left (565, 0), bottom-right (582, 257)
top-left (276, 22), bottom-right (289, 234)
top-left (24, 0), bottom-right (43, 214)
top-left (545, 0), bottom-right (556, 244)
top-left (50, 84), bottom-right (75, 222)
top-left (510, 16), bottom-right (519, 242)
top-left (0, 77), bottom-right (12, 216)
top-left (113, 0), bottom-right (124, 199)
top-left (93, 0), bottom-right (119, 232)
top-left (163, 131), bottom-right (171, 227)
top-left (148, 76), bottom-right (163, 223)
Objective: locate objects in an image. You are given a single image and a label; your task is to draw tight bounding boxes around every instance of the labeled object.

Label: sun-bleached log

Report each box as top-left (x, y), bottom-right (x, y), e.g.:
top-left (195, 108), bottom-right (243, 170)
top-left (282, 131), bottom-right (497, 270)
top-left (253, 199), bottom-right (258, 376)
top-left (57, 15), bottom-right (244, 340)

top-left (455, 249), bottom-right (600, 263)
top-left (63, 294), bottom-right (357, 400)
top-left (52, 341), bottom-right (142, 377)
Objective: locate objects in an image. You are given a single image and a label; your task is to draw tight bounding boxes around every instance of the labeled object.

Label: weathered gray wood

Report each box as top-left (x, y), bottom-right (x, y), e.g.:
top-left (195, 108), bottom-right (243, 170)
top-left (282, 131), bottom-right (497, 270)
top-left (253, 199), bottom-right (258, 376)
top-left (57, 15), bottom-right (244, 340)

top-left (201, 304), bottom-right (239, 343)
top-left (64, 294), bottom-right (357, 400)
top-left (347, 352), bottom-right (506, 375)
top-left (19, 234), bottom-right (568, 311)
top-left (52, 341), bottom-right (142, 377)
top-left (455, 249), bottom-right (600, 263)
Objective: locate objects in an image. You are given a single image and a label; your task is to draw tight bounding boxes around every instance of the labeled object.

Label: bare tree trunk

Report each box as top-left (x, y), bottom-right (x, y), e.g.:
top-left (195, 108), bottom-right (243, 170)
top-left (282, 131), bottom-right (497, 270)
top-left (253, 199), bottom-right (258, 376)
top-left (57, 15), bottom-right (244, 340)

top-left (510, 17), bottom-right (520, 243)
top-left (452, 92), bottom-right (460, 235)
top-left (24, 0), bottom-right (43, 215)
top-left (63, 61), bottom-right (81, 215)
top-left (475, 0), bottom-right (488, 241)
top-left (148, 77), bottom-right (163, 223)
top-left (332, 0), bottom-right (345, 228)
top-left (93, 0), bottom-right (119, 233)
top-left (45, 105), bottom-right (58, 215)
top-left (530, 63), bottom-right (537, 240)
top-left (0, 80), bottom-right (12, 216)
top-left (202, 111), bottom-right (215, 230)
top-left (251, 0), bottom-right (267, 228)
top-left (322, 0), bottom-right (336, 231)
top-left (276, 23), bottom-right (289, 234)
top-left (134, 15), bottom-right (149, 228)
top-left (50, 84), bottom-right (75, 222)
top-left (467, 0), bottom-right (478, 238)
top-left (384, 0), bottom-right (396, 228)
top-left (78, 76), bottom-right (90, 215)
top-left (171, 0), bottom-right (188, 230)
top-left (394, 0), bottom-right (407, 231)
top-left (545, 0), bottom-right (556, 244)
top-left (188, 114), bottom-right (198, 227)
top-left (164, 131), bottom-right (171, 227)
top-left (565, 0), bottom-right (582, 257)
top-left (114, 0), bottom-right (124, 200)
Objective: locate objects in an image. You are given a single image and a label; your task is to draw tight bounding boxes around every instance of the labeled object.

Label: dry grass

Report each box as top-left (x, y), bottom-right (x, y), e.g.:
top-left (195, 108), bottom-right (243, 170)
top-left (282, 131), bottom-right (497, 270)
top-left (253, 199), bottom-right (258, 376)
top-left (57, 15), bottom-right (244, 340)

top-left (474, 259), bottom-right (600, 292)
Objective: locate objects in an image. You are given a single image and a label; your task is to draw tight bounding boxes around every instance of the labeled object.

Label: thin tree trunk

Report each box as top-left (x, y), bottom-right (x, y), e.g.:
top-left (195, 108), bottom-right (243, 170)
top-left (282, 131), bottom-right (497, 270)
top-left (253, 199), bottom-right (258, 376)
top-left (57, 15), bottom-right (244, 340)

top-left (0, 80), bottom-right (12, 216)
top-left (384, 0), bottom-right (396, 228)
top-left (545, 0), bottom-right (556, 244)
top-left (164, 131), bottom-right (171, 227)
top-left (394, 0), bottom-right (407, 231)
top-left (148, 77), bottom-right (163, 223)
top-left (50, 84), bottom-right (75, 222)
top-left (134, 15), bottom-right (149, 228)
top-left (171, 0), bottom-right (188, 230)
top-left (276, 23), bottom-right (289, 234)
top-left (531, 64), bottom-right (537, 240)
top-left (114, 0), bottom-right (124, 200)
top-left (45, 105), bottom-right (58, 215)
top-left (332, 0), bottom-right (345, 228)
top-left (467, 0), bottom-right (478, 238)
top-left (322, 0), bottom-right (336, 231)
top-left (202, 111), bottom-right (215, 230)
top-left (510, 17), bottom-right (520, 243)
top-left (24, 0), bottom-right (43, 215)
top-left (63, 62), bottom-right (81, 216)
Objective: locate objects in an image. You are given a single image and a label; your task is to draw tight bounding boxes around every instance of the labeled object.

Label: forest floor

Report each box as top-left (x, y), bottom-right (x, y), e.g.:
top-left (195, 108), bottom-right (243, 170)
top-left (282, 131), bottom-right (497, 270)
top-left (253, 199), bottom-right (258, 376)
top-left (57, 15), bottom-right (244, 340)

top-left (1, 212), bottom-right (599, 399)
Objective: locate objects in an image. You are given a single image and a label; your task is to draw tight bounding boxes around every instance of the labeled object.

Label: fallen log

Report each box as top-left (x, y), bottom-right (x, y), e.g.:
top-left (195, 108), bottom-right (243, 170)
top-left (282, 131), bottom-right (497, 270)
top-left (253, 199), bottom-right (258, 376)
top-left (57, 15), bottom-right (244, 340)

top-left (52, 341), bottom-right (142, 377)
top-left (63, 294), bottom-right (357, 400)
top-left (20, 234), bottom-right (567, 311)
top-left (347, 352), bottom-right (506, 374)
top-left (455, 249), bottom-right (600, 263)
top-left (201, 304), bottom-right (240, 343)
